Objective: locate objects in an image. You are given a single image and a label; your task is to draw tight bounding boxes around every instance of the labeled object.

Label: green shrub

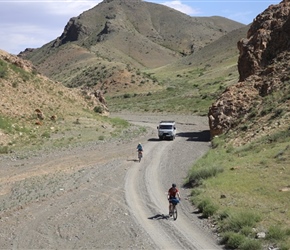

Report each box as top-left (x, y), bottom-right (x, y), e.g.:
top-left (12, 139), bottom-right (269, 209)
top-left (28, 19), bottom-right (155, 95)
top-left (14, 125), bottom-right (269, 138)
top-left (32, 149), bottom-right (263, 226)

top-left (0, 68), bottom-right (7, 78)
top-left (197, 198), bottom-right (218, 218)
top-left (266, 225), bottom-right (287, 241)
top-left (0, 116), bottom-right (12, 132)
top-left (220, 211), bottom-right (261, 233)
top-left (239, 238), bottom-right (262, 250)
top-left (279, 243), bottom-right (290, 250)
top-left (211, 135), bottom-right (227, 148)
top-left (166, 86), bottom-right (175, 91)
top-left (240, 125), bottom-right (248, 131)
top-left (197, 198), bottom-right (211, 212)
top-left (190, 188), bottom-right (202, 197)
top-left (221, 232), bottom-right (245, 249)
top-left (217, 210), bottom-right (230, 221)
top-left (0, 59), bottom-right (8, 78)
top-left (94, 106), bottom-right (103, 113)
top-left (240, 226), bottom-right (254, 237)
top-left (202, 202), bottom-right (218, 218)
top-left (186, 165), bottom-right (224, 187)
top-left (0, 145), bottom-right (9, 154)
top-left (98, 135), bottom-right (105, 140)
top-left (13, 81), bottom-right (19, 88)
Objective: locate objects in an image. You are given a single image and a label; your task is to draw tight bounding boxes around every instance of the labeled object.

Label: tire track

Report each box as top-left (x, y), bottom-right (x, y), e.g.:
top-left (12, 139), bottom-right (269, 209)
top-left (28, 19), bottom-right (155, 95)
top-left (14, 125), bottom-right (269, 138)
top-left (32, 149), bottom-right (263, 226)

top-left (125, 117), bottom-right (222, 250)
top-left (125, 140), bottom-right (179, 249)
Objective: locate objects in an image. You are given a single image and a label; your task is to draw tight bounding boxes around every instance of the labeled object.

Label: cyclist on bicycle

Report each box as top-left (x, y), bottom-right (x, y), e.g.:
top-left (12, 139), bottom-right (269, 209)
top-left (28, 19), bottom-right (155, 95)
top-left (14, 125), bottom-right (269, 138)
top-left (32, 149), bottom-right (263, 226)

top-left (136, 143), bottom-right (143, 162)
top-left (168, 183), bottom-right (180, 216)
top-left (136, 142), bottom-right (143, 152)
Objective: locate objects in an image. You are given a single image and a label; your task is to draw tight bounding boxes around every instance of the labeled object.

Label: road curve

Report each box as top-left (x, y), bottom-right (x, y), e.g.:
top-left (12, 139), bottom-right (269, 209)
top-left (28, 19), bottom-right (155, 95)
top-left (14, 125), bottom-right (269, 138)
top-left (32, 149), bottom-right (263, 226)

top-left (0, 113), bottom-right (222, 249)
top-left (122, 114), bottom-right (222, 250)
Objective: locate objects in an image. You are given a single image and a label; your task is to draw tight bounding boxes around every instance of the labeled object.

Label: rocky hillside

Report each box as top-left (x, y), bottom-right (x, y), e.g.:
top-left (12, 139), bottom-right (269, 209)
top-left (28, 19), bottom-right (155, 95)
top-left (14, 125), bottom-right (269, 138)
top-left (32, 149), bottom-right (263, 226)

top-left (19, 0), bottom-right (244, 93)
top-left (208, 0), bottom-right (290, 145)
top-left (0, 49), bottom-right (109, 148)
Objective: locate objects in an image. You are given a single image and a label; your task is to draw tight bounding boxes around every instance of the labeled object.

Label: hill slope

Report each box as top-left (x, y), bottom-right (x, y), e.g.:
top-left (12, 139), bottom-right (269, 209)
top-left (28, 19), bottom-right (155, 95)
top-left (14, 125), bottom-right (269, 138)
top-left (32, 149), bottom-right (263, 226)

top-left (0, 49), bottom-right (134, 151)
top-left (19, 0), bottom-right (244, 93)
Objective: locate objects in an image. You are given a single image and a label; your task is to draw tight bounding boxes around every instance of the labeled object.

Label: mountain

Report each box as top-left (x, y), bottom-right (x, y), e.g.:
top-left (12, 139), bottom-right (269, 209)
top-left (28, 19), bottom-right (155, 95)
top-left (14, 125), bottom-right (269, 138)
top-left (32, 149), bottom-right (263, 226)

top-left (19, 0), bottom-right (245, 93)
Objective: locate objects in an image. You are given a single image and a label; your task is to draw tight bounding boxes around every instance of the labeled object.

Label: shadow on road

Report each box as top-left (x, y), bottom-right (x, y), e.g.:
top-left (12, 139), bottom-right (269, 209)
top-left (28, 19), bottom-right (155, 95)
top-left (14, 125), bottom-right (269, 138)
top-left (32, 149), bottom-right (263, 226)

top-left (148, 138), bottom-right (174, 142)
top-left (148, 138), bottom-right (160, 142)
top-left (177, 130), bottom-right (210, 142)
top-left (148, 214), bottom-right (169, 220)
top-left (127, 158), bottom-right (140, 162)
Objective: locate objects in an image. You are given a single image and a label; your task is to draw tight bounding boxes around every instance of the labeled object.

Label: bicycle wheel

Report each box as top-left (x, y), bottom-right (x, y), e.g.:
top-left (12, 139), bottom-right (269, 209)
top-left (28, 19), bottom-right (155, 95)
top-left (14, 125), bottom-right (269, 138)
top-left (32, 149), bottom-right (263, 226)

top-left (138, 152), bottom-right (142, 162)
top-left (173, 206), bottom-right (177, 220)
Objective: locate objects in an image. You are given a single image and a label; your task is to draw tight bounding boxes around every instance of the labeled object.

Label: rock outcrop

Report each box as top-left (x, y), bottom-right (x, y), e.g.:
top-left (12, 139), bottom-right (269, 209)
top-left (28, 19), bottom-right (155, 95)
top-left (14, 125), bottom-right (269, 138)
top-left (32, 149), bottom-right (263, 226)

top-left (238, 0), bottom-right (290, 81)
top-left (208, 81), bottom-right (261, 137)
top-left (0, 49), bottom-right (36, 73)
top-left (208, 0), bottom-right (290, 141)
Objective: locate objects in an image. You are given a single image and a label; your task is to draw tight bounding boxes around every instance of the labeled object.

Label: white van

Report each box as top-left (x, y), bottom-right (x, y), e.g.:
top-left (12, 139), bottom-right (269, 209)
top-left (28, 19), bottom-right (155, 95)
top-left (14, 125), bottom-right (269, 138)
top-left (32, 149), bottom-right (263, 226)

top-left (157, 121), bottom-right (176, 140)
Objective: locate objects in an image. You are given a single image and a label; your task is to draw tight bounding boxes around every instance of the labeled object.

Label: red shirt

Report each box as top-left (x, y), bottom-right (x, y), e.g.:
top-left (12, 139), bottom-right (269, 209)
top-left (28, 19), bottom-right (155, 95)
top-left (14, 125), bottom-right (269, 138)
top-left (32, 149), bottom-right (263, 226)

top-left (168, 187), bottom-right (179, 198)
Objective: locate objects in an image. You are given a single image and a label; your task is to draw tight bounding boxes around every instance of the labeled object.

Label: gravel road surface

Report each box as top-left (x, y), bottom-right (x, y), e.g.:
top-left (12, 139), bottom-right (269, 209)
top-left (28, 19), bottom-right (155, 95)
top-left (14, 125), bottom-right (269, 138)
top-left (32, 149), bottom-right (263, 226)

top-left (0, 113), bottom-right (222, 249)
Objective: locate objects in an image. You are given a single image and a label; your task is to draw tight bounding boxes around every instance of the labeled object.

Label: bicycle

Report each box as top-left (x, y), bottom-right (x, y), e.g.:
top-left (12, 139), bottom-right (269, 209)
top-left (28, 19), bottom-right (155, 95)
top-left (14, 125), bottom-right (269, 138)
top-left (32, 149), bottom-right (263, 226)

top-left (137, 150), bottom-right (143, 162)
top-left (169, 198), bottom-right (179, 220)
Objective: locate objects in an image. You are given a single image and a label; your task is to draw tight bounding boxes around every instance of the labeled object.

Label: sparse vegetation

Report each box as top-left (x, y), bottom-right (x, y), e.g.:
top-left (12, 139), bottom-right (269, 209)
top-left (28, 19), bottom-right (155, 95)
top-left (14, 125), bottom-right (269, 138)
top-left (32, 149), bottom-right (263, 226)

top-left (0, 59), bottom-right (8, 78)
top-left (9, 63), bottom-right (31, 81)
top-left (186, 130), bottom-right (290, 249)
top-left (0, 51), bottom-right (146, 153)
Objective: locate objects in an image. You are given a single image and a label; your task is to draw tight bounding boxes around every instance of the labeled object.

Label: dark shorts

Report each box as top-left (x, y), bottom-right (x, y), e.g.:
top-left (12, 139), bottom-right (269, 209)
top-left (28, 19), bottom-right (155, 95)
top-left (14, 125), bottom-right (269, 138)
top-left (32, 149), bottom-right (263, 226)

top-left (169, 198), bottom-right (179, 205)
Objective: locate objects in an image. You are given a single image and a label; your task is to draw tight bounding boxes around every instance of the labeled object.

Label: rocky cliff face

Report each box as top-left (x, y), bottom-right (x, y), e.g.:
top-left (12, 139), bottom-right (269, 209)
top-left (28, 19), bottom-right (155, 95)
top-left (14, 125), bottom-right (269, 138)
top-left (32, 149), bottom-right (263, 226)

top-left (238, 1), bottom-right (290, 82)
top-left (208, 0), bottom-right (290, 143)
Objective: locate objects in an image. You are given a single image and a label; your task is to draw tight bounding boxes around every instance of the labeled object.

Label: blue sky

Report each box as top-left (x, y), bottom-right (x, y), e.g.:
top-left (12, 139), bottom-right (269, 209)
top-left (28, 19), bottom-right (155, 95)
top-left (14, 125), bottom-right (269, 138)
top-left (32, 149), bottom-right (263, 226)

top-left (0, 0), bottom-right (280, 55)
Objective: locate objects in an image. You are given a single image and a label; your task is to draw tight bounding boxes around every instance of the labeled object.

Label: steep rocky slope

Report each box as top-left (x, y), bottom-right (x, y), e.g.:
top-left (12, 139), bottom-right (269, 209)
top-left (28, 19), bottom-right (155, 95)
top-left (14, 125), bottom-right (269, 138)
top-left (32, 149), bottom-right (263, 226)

top-left (208, 0), bottom-right (290, 145)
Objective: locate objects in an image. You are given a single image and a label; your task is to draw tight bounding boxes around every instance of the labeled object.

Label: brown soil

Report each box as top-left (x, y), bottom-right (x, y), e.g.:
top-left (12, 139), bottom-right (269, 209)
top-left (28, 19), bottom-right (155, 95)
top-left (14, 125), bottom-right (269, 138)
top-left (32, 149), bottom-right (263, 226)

top-left (0, 113), bottom-right (222, 249)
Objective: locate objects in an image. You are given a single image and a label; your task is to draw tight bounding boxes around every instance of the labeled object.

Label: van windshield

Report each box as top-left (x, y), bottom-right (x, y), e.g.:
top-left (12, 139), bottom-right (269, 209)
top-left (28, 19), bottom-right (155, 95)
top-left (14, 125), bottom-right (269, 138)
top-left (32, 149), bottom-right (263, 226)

top-left (159, 125), bottom-right (173, 129)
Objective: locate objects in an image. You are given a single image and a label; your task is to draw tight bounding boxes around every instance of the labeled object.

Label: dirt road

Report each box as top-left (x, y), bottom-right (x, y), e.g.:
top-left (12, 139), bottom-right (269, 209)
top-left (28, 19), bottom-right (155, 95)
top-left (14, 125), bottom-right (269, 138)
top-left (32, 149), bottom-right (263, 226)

top-left (0, 113), bottom-right (222, 249)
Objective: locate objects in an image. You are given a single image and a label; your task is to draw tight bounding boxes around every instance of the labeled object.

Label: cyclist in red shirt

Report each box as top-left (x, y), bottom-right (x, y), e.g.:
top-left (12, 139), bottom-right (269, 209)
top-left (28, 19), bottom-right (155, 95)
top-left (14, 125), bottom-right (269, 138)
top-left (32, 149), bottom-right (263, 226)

top-left (168, 183), bottom-right (181, 216)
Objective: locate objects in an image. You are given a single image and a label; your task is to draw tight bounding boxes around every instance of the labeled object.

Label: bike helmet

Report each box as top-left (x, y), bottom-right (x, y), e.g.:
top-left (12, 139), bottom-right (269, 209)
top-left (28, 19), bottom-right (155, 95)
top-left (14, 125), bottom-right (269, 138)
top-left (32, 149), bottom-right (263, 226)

top-left (172, 183), bottom-right (176, 188)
